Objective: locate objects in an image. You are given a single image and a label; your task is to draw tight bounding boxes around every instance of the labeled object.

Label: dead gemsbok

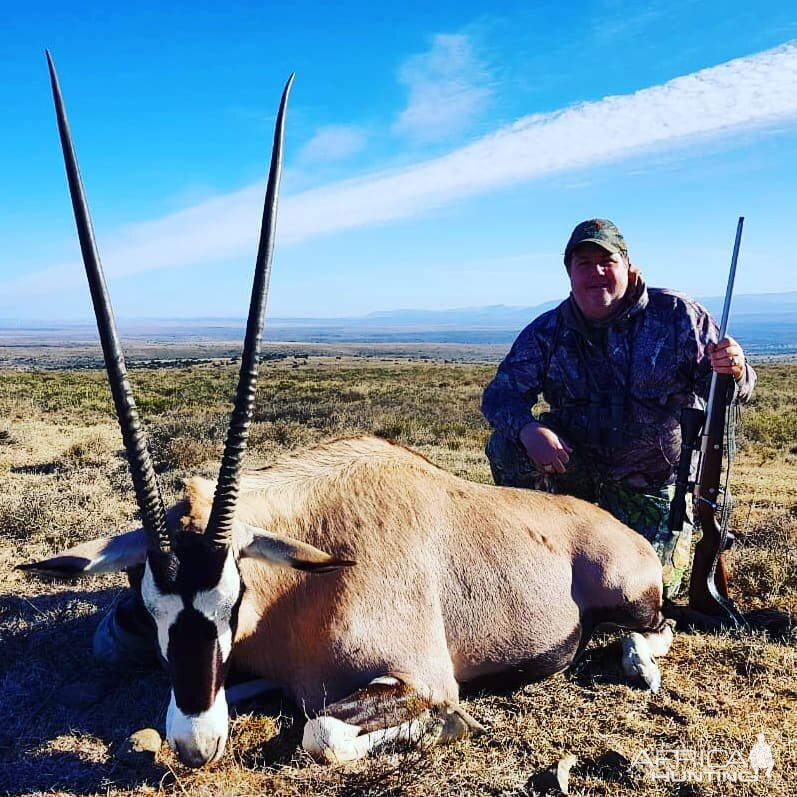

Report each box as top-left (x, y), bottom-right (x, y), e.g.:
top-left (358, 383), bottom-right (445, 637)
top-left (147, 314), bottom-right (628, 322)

top-left (21, 55), bottom-right (674, 768)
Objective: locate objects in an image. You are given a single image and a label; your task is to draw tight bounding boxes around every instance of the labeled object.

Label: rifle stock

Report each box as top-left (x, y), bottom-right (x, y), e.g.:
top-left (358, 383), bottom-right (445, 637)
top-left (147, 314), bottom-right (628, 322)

top-left (688, 371), bottom-right (733, 614)
top-left (687, 373), bottom-right (747, 626)
top-left (689, 540), bottom-right (732, 613)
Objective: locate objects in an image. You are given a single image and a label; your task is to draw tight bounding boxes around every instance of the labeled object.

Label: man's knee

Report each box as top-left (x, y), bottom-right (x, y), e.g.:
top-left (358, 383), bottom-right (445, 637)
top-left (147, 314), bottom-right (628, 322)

top-left (485, 431), bottom-right (540, 489)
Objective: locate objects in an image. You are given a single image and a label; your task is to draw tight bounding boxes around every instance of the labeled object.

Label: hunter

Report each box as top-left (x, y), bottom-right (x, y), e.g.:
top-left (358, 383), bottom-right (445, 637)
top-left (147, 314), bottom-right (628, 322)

top-left (482, 218), bottom-right (756, 599)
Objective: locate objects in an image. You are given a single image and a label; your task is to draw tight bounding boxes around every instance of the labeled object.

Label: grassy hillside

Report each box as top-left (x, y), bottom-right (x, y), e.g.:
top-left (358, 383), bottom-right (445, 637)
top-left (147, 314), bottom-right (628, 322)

top-left (0, 358), bottom-right (794, 796)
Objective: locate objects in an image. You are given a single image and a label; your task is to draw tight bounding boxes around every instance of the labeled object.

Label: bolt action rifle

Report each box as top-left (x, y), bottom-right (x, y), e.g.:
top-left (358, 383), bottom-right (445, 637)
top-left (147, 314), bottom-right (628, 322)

top-left (668, 217), bottom-right (748, 628)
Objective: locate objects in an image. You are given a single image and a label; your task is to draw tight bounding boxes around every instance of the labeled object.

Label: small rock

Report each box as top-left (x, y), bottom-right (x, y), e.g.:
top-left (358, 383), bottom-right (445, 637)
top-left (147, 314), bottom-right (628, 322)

top-left (58, 681), bottom-right (105, 708)
top-left (526, 753), bottom-right (578, 795)
top-left (116, 728), bottom-right (162, 764)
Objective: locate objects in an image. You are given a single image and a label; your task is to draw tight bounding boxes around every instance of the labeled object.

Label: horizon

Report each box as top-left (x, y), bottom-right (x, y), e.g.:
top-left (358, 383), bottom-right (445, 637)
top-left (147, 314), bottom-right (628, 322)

top-left (2, 3), bottom-right (796, 319)
top-left (1, 288), bottom-right (795, 327)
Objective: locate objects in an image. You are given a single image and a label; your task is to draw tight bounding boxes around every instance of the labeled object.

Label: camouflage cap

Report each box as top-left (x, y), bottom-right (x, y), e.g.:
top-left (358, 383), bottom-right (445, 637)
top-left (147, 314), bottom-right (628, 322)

top-left (564, 219), bottom-right (628, 265)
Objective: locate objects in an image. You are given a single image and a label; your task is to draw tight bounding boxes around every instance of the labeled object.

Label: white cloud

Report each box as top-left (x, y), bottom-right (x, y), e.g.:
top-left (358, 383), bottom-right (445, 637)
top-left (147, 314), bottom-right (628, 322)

top-left (4, 41), bottom-right (797, 302)
top-left (391, 33), bottom-right (492, 142)
top-left (298, 124), bottom-right (367, 163)
top-left (280, 41), bottom-right (797, 240)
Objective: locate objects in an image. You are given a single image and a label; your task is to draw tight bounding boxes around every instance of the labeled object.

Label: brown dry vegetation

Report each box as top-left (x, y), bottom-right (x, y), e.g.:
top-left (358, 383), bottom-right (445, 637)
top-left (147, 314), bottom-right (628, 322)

top-left (0, 356), bottom-right (795, 797)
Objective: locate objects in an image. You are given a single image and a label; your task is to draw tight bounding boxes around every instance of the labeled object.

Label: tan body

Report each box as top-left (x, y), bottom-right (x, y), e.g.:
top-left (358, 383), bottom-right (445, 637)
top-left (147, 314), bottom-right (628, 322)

top-left (196, 435), bottom-right (664, 710)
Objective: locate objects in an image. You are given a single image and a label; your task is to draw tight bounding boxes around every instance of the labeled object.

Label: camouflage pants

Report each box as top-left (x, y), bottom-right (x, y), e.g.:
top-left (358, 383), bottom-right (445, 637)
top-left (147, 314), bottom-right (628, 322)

top-left (486, 431), bottom-right (692, 599)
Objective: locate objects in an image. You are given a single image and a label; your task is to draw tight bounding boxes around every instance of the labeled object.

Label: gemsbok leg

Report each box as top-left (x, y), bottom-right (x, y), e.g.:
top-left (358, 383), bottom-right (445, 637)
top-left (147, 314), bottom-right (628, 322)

top-left (301, 675), bottom-right (484, 763)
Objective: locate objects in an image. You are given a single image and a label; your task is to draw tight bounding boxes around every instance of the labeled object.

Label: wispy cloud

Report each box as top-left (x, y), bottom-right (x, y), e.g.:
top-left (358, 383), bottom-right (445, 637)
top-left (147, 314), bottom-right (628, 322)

top-left (298, 124), bottom-right (367, 163)
top-left (590, 0), bottom-right (669, 42)
top-left (278, 41), bottom-right (797, 241)
top-left (391, 33), bottom-right (492, 143)
top-left (5, 42), bottom-right (797, 301)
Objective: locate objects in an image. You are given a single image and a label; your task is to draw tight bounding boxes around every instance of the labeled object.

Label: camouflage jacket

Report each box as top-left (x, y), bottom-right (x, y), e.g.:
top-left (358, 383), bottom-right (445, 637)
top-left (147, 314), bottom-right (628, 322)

top-left (481, 280), bottom-right (756, 490)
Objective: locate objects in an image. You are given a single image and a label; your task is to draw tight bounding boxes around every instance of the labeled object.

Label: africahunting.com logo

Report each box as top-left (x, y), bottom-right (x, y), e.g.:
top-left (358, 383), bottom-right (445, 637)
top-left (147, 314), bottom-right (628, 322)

top-left (631, 733), bottom-right (776, 783)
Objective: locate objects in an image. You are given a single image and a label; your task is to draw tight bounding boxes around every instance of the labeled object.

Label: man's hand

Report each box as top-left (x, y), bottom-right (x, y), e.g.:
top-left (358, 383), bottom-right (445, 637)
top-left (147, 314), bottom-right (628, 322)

top-left (707, 336), bottom-right (746, 381)
top-left (519, 422), bottom-right (573, 474)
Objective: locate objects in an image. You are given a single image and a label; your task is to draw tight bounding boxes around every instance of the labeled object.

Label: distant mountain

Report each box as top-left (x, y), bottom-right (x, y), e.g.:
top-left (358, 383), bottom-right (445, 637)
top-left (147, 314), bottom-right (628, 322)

top-left (0, 292), bottom-right (793, 332)
top-left (353, 303), bottom-right (561, 327)
top-left (279, 290), bottom-right (795, 327)
top-left (697, 290), bottom-right (797, 318)
top-left (1, 292), bottom-right (794, 357)
top-left (350, 291), bottom-right (797, 327)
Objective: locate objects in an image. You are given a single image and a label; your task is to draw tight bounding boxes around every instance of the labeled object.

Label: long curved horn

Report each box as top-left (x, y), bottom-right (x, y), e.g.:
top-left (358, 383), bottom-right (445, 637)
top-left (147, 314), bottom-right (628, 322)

top-left (46, 51), bottom-right (169, 553)
top-left (205, 75), bottom-right (294, 549)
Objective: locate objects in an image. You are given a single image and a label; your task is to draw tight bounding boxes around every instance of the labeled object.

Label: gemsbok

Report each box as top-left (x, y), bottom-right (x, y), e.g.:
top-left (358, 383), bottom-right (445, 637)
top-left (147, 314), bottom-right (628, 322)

top-left (20, 55), bottom-right (674, 768)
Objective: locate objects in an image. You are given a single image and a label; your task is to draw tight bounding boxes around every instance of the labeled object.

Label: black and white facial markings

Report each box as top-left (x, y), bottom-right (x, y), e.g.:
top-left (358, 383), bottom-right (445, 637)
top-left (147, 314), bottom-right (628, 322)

top-left (141, 542), bottom-right (242, 767)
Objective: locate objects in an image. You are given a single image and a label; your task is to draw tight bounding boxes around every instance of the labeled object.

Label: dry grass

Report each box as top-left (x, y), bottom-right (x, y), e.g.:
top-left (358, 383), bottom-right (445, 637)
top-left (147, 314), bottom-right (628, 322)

top-left (1, 357), bottom-right (795, 796)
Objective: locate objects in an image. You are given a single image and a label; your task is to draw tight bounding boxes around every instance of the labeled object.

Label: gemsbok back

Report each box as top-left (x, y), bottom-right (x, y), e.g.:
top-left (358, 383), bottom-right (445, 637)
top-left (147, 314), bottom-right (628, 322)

top-left (21, 55), bottom-right (674, 768)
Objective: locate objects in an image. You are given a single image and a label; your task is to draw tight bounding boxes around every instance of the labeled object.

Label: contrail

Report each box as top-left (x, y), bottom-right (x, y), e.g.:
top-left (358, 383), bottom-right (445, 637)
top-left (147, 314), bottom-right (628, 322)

top-left (6, 41), bottom-right (797, 297)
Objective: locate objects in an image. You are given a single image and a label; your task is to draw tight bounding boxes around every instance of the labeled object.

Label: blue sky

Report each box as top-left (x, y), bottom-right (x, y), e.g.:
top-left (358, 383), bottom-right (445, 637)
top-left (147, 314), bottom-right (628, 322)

top-left (2, 1), bottom-right (796, 320)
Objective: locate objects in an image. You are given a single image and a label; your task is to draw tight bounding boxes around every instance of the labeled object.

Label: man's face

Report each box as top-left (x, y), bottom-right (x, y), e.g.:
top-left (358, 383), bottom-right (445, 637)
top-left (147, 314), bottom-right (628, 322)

top-left (567, 243), bottom-right (630, 322)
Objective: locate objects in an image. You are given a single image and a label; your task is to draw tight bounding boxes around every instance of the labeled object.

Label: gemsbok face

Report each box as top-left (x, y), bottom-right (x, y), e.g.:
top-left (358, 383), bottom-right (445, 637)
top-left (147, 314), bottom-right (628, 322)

top-left (143, 541), bottom-right (240, 766)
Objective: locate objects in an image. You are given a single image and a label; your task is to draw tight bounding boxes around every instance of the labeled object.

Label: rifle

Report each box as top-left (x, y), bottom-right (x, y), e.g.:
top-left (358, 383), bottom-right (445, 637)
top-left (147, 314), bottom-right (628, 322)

top-left (669, 217), bottom-right (748, 628)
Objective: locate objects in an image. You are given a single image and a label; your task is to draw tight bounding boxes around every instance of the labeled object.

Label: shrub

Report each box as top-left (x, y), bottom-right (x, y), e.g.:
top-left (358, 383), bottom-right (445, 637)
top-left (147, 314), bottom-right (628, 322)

top-left (147, 412), bottom-right (227, 470)
top-left (739, 407), bottom-right (797, 451)
top-left (161, 436), bottom-right (218, 469)
top-left (60, 433), bottom-right (112, 468)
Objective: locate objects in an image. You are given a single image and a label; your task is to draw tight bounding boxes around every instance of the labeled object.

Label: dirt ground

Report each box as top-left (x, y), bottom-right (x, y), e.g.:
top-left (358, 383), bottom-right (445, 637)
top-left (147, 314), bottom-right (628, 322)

top-left (1, 358), bottom-right (795, 796)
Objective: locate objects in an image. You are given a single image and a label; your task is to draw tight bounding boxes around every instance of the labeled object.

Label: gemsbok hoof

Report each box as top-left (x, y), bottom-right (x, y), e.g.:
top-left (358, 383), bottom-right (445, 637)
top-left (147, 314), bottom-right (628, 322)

top-left (621, 632), bottom-right (662, 693)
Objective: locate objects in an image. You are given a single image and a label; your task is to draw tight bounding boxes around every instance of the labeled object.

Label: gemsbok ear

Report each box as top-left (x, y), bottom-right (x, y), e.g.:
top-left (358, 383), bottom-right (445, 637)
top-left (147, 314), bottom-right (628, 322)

top-left (17, 529), bottom-right (147, 577)
top-left (239, 524), bottom-right (355, 573)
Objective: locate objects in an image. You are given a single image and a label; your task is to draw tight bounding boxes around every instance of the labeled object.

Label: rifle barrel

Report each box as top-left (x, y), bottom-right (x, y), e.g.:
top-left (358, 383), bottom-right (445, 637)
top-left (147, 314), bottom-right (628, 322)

top-left (703, 216), bottom-right (744, 445)
top-left (718, 216), bottom-right (744, 338)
